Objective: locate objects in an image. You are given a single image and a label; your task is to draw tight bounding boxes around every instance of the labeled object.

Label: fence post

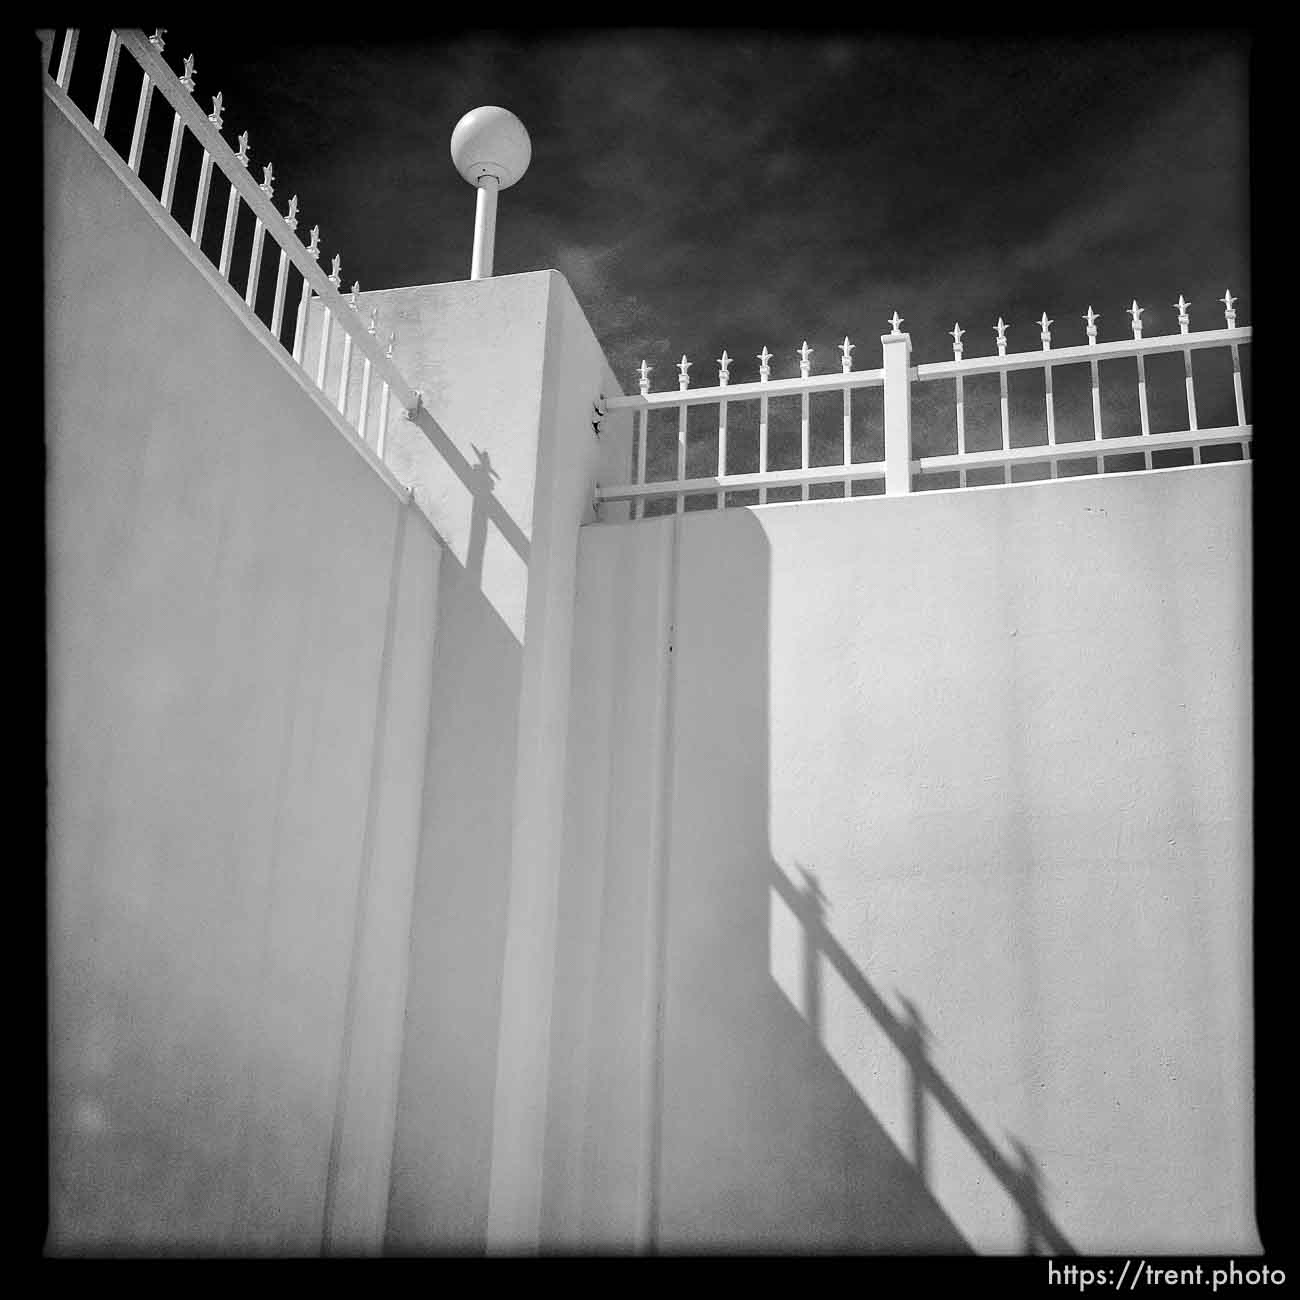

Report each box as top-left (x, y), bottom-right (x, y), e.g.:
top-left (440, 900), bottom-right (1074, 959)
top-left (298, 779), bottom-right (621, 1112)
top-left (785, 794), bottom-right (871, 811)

top-left (881, 315), bottom-right (913, 495)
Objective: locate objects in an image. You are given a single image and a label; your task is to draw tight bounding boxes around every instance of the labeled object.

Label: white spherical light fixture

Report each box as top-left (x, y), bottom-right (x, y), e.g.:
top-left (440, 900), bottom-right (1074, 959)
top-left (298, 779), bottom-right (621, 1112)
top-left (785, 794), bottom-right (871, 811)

top-left (451, 106), bottom-right (532, 280)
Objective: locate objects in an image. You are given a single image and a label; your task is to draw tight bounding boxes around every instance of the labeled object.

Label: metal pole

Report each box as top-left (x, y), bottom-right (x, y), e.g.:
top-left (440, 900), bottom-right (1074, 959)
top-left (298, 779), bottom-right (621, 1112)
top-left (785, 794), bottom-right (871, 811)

top-left (471, 177), bottom-right (499, 280)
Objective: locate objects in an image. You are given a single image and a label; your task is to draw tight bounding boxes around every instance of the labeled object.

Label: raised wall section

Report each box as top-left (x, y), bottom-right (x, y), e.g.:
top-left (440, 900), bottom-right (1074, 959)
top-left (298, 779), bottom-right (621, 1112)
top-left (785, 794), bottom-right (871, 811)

top-left (556, 465), bottom-right (1255, 1254)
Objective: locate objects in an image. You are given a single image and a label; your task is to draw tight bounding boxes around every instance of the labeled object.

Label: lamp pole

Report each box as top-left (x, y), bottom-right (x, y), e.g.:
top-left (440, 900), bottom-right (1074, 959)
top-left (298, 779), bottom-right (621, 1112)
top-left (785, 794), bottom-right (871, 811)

top-left (451, 106), bottom-right (531, 282)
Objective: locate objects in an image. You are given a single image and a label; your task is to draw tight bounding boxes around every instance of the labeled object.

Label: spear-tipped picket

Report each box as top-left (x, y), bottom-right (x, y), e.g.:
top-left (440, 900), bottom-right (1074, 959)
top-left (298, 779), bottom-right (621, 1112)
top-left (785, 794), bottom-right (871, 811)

top-left (245, 160), bottom-right (273, 307)
top-left (1172, 295), bottom-right (1198, 450)
top-left (218, 128), bottom-right (248, 275)
top-left (1040, 314), bottom-right (1057, 461)
top-left (716, 353), bottom-right (732, 506)
top-left (840, 336), bottom-right (854, 373)
top-left (1083, 308), bottom-right (1102, 465)
top-left (129, 33), bottom-right (162, 173)
top-left (888, 311), bottom-right (904, 337)
top-left (638, 359), bottom-right (652, 397)
top-left (376, 330), bottom-right (397, 460)
top-left (368, 308), bottom-right (379, 335)
top-left (1129, 300), bottom-right (1144, 340)
top-left (756, 347), bottom-right (773, 503)
top-left (292, 225), bottom-right (323, 364)
top-left (995, 319), bottom-right (1010, 478)
top-left (162, 52), bottom-right (196, 209)
top-left (1222, 291), bottom-right (1246, 425)
top-left (270, 195), bottom-right (295, 338)
top-left (950, 323), bottom-right (964, 360)
top-left (191, 91), bottom-right (224, 242)
top-left (338, 283), bottom-right (359, 412)
top-left (149, 29), bottom-right (166, 52)
top-left (797, 340), bottom-right (813, 378)
top-left (677, 355), bottom-right (691, 391)
top-left (328, 254), bottom-right (342, 290)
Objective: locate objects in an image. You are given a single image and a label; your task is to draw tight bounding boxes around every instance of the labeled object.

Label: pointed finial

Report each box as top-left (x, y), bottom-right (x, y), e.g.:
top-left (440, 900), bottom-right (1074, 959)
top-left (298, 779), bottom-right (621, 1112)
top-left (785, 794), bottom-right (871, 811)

top-left (798, 340), bottom-right (813, 377)
top-left (995, 317), bottom-right (1008, 355)
top-left (840, 336), bottom-right (854, 373)
top-left (758, 346), bottom-right (772, 382)
top-left (328, 253), bottom-right (342, 289)
top-left (284, 195), bottom-right (298, 231)
top-left (638, 359), bottom-right (652, 396)
top-left (887, 311), bottom-right (904, 336)
top-left (208, 92), bottom-right (224, 129)
top-left (677, 354), bottom-right (691, 390)
top-left (1038, 312), bottom-right (1053, 350)
top-left (1083, 306), bottom-right (1099, 344)
top-left (950, 322), bottom-right (964, 359)
top-left (718, 350), bottom-right (732, 387)
top-left (349, 281), bottom-right (360, 310)
top-left (149, 29), bottom-right (166, 51)
top-left (306, 225), bottom-right (320, 259)
top-left (386, 329), bottom-right (396, 360)
top-left (368, 307), bottom-right (379, 335)
top-left (180, 55), bottom-right (197, 92)
top-left (1175, 294), bottom-right (1191, 334)
top-left (235, 131), bottom-right (250, 167)
top-left (1129, 299), bottom-right (1143, 339)
top-left (1221, 289), bottom-right (1237, 327)
top-left (259, 162), bottom-right (274, 198)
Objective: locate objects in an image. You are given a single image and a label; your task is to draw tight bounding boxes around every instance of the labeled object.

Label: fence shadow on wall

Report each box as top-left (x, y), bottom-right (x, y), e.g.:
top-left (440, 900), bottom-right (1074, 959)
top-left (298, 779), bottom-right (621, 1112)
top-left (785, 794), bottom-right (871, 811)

top-left (635, 503), bottom-right (1073, 1255)
top-left (773, 865), bottom-right (1075, 1256)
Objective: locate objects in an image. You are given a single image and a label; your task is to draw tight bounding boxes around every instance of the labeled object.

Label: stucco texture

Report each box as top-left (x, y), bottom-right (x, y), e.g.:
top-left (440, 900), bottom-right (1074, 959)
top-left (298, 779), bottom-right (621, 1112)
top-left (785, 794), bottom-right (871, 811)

top-left (46, 94), bottom-right (441, 1252)
top-left (559, 465), bottom-right (1254, 1254)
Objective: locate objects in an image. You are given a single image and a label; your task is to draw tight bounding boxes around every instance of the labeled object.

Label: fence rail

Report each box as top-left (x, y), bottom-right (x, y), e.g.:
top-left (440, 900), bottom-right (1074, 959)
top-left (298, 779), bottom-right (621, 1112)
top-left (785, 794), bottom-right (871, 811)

top-left (598, 302), bottom-right (1251, 518)
top-left (39, 27), bottom-right (420, 458)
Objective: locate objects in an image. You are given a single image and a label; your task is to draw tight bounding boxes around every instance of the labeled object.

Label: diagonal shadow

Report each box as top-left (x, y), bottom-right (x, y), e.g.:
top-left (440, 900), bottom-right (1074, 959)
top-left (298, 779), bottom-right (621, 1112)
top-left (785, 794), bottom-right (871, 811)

top-left (772, 864), bottom-right (1075, 1256)
top-left (406, 406), bottom-right (531, 572)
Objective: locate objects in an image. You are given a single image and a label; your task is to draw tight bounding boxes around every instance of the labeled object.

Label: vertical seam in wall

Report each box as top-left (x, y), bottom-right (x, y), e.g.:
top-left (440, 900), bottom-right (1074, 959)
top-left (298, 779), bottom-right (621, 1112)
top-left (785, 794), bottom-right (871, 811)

top-left (320, 499), bottom-right (409, 1254)
top-left (639, 512), bottom-right (681, 1252)
top-left (575, 536), bottom-right (631, 1235)
top-left (381, 533), bottom-right (448, 1252)
top-left (227, 518), bottom-right (325, 1244)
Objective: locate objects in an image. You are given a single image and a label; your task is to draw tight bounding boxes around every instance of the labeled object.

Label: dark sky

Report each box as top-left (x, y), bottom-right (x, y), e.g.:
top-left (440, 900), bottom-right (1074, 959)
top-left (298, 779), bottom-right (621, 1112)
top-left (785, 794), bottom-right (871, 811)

top-left (129, 27), bottom-right (1249, 392)
top-left (54, 24), bottom-right (1250, 430)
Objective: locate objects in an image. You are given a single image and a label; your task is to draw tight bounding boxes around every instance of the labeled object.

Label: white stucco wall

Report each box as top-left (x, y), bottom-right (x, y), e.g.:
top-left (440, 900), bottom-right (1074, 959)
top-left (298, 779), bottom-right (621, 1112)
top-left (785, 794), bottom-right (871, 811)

top-left (339, 271), bottom-right (635, 1252)
top-left (46, 94), bottom-right (442, 1253)
top-left (558, 464), bottom-right (1254, 1254)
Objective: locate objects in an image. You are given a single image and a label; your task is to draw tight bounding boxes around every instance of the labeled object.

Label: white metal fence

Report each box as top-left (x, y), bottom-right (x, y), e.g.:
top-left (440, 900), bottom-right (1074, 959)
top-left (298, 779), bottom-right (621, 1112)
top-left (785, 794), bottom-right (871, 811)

top-left (39, 28), bottom-right (421, 455)
top-left (598, 299), bottom-right (1251, 518)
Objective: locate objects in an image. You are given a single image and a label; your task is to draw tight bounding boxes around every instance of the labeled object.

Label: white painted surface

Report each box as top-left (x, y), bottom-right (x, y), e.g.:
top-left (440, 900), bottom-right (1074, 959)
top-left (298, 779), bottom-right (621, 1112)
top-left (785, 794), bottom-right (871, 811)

top-left (46, 94), bottom-right (441, 1252)
top-left (559, 465), bottom-right (1254, 1253)
top-left (341, 271), bottom-right (633, 1252)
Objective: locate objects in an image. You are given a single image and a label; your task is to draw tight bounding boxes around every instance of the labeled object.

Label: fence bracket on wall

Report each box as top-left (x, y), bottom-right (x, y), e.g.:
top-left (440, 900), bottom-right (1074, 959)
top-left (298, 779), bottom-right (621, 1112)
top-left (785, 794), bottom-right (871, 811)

top-left (592, 394), bottom-right (606, 438)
